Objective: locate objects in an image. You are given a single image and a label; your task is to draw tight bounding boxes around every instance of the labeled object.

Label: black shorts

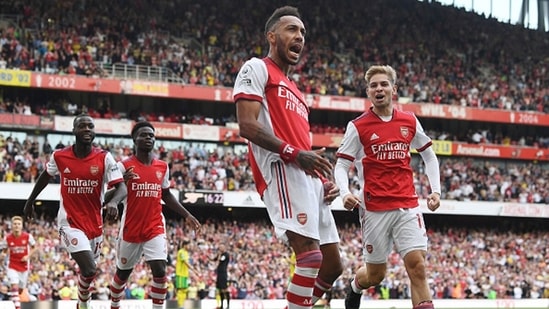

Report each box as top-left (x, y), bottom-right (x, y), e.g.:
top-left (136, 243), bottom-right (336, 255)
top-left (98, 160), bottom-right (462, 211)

top-left (216, 275), bottom-right (228, 289)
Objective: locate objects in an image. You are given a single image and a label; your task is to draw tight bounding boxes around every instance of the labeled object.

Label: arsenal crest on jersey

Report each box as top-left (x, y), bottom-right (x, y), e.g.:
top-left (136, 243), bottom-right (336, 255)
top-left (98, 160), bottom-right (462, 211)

top-left (90, 165), bottom-right (99, 175)
top-left (156, 171), bottom-right (163, 180)
top-left (400, 126), bottom-right (409, 138)
top-left (297, 213), bottom-right (307, 225)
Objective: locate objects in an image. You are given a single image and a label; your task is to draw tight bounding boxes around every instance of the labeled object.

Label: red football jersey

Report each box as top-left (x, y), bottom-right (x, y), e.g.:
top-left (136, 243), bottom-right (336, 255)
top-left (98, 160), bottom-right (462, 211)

top-left (233, 57), bottom-right (311, 195)
top-left (47, 146), bottom-right (124, 239)
top-left (5, 232), bottom-right (35, 272)
top-left (336, 109), bottom-right (432, 211)
top-left (118, 156), bottom-right (170, 243)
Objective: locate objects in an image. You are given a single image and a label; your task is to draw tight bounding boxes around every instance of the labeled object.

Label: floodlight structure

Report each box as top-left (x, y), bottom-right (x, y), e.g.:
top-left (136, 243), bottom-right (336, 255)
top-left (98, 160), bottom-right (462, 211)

top-left (519, 0), bottom-right (549, 31)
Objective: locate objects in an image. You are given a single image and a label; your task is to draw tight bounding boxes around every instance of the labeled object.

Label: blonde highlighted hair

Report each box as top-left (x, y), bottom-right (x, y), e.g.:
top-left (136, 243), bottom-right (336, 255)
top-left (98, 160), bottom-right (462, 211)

top-left (11, 216), bottom-right (23, 223)
top-left (364, 65), bottom-right (397, 86)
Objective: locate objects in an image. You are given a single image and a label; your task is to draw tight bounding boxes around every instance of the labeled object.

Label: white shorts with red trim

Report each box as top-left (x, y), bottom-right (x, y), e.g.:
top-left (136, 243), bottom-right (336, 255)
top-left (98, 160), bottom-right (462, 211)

top-left (262, 161), bottom-right (339, 245)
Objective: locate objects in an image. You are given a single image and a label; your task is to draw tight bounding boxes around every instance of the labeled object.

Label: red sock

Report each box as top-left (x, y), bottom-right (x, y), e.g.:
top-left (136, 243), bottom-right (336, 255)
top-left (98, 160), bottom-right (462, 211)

top-left (286, 250), bottom-right (322, 309)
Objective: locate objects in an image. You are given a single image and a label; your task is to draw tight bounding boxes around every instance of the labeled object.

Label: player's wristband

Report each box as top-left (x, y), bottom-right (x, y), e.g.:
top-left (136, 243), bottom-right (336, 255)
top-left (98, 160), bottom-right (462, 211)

top-left (279, 142), bottom-right (300, 162)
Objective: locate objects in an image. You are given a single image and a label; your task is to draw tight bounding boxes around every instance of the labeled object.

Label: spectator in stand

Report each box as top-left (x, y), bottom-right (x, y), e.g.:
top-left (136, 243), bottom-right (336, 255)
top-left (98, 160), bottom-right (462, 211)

top-left (54, 140), bottom-right (65, 150)
top-left (42, 140), bottom-right (52, 155)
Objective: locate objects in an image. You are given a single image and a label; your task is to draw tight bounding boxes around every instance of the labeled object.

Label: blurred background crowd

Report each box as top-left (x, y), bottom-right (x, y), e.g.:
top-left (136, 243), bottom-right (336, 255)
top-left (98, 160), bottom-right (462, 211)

top-left (0, 0), bottom-right (547, 112)
top-left (0, 0), bottom-right (548, 304)
top-left (1, 134), bottom-right (548, 203)
top-left (0, 0), bottom-right (547, 204)
top-left (1, 215), bottom-right (549, 302)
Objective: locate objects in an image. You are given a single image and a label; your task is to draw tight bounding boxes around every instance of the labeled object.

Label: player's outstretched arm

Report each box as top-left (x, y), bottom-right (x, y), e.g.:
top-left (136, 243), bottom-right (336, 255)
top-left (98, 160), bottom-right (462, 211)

top-left (162, 189), bottom-right (201, 232)
top-left (23, 170), bottom-right (53, 220)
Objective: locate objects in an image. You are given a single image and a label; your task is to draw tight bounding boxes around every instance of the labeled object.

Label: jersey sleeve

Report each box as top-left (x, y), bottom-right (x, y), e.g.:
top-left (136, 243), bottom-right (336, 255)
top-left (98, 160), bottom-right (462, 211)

top-left (104, 152), bottom-right (123, 187)
top-left (46, 152), bottom-right (59, 176)
top-left (162, 161), bottom-right (170, 189)
top-left (117, 161), bottom-right (126, 174)
top-left (336, 122), bottom-right (361, 162)
top-left (411, 116), bottom-right (433, 152)
top-left (28, 234), bottom-right (36, 247)
top-left (233, 57), bottom-right (268, 103)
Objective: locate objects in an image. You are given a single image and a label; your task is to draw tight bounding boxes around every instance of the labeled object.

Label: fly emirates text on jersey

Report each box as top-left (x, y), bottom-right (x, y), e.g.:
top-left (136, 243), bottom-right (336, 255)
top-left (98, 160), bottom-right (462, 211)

top-left (279, 87), bottom-right (308, 120)
top-left (371, 142), bottom-right (409, 160)
top-left (64, 178), bottom-right (99, 194)
top-left (132, 182), bottom-right (162, 198)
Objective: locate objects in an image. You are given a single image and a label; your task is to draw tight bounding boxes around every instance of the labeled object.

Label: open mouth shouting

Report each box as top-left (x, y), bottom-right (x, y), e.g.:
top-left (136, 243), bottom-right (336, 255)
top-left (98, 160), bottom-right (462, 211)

top-left (289, 43), bottom-right (303, 61)
top-left (373, 93), bottom-right (386, 103)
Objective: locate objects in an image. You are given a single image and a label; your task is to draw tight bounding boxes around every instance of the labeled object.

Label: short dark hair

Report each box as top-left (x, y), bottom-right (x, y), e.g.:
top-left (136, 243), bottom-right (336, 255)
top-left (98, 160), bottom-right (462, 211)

top-left (131, 121), bottom-right (155, 139)
top-left (264, 6), bottom-right (301, 36)
top-left (73, 113), bottom-right (91, 127)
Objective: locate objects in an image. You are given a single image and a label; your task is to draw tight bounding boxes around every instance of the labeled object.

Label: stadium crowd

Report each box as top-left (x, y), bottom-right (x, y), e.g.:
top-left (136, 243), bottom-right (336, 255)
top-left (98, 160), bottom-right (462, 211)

top-left (1, 94), bottom-right (548, 150)
top-left (1, 215), bottom-right (549, 302)
top-left (0, 133), bottom-right (548, 204)
top-left (2, 95), bottom-right (549, 150)
top-left (0, 0), bottom-right (547, 113)
top-left (0, 0), bottom-right (548, 304)
top-left (0, 134), bottom-right (549, 204)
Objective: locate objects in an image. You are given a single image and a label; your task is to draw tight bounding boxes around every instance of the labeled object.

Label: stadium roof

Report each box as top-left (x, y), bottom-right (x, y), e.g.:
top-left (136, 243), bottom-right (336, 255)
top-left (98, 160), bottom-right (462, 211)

top-left (421, 0), bottom-right (549, 31)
